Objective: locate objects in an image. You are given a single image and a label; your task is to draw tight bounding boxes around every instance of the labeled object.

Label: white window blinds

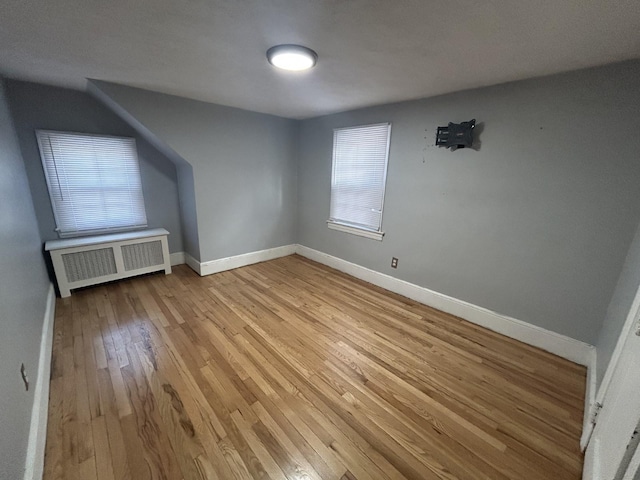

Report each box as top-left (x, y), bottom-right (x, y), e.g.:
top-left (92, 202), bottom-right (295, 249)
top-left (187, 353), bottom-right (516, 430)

top-left (329, 123), bottom-right (391, 235)
top-left (36, 131), bottom-right (147, 237)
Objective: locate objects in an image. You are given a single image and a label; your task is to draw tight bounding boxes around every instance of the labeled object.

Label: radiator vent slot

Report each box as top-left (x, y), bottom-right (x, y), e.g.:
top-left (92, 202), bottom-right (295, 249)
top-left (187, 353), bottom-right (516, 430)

top-left (62, 248), bottom-right (117, 282)
top-left (121, 240), bottom-right (164, 271)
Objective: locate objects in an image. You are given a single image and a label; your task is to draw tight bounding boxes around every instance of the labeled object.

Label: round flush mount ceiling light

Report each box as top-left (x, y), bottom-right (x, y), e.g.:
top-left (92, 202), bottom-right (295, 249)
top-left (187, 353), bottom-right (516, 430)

top-left (266, 44), bottom-right (318, 71)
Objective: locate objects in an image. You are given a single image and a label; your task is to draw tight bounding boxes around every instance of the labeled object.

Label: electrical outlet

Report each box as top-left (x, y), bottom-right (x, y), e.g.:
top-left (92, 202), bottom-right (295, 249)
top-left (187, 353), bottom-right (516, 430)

top-left (20, 363), bottom-right (29, 391)
top-left (391, 257), bottom-right (398, 269)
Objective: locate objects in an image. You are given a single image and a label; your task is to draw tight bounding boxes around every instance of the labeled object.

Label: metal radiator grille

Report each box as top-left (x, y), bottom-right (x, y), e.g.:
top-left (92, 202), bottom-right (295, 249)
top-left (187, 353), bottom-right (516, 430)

top-left (121, 240), bottom-right (164, 271)
top-left (62, 248), bottom-right (117, 282)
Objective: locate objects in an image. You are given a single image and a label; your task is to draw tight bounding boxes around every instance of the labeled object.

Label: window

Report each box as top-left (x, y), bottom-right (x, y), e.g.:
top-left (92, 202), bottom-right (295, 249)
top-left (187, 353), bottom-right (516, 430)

top-left (328, 123), bottom-right (391, 240)
top-left (36, 131), bottom-right (147, 237)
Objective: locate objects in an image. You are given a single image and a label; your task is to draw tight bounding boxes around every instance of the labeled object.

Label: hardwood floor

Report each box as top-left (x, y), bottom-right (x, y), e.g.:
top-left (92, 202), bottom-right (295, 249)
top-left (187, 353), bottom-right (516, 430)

top-left (43, 254), bottom-right (586, 480)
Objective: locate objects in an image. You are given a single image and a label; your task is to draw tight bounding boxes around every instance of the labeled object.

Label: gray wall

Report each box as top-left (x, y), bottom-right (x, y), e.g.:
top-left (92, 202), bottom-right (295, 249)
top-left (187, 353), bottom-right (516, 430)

top-left (176, 163), bottom-right (201, 261)
top-left (297, 60), bottom-right (640, 345)
top-left (0, 78), bottom-right (51, 480)
top-left (5, 81), bottom-right (184, 253)
top-left (595, 221), bottom-right (640, 389)
top-left (90, 81), bottom-right (298, 263)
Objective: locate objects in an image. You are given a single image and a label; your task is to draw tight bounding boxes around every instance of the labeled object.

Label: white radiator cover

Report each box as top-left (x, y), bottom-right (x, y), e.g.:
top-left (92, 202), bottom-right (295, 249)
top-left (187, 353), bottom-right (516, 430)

top-left (45, 228), bottom-right (171, 297)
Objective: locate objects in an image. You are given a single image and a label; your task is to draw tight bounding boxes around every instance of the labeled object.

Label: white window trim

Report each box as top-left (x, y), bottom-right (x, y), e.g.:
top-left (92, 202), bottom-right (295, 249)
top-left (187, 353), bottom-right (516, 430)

top-left (55, 224), bottom-right (149, 239)
top-left (327, 122), bottom-right (391, 241)
top-left (327, 220), bottom-right (385, 241)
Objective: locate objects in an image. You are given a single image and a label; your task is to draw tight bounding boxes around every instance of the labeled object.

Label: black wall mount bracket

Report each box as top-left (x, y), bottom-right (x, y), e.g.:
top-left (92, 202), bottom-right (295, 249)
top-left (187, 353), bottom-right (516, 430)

top-left (436, 119), bottom-right (476, 151)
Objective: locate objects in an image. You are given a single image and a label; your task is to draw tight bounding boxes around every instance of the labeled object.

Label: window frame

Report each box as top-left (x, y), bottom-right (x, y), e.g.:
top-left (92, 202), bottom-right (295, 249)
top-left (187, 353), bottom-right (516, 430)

top-left (327, 122), bottom-right (392, 241)
top-left (36, 130), bottom-right (148, 238)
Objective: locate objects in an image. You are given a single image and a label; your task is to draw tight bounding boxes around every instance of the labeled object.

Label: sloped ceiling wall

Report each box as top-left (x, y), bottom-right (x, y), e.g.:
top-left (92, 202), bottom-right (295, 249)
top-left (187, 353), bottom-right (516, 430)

top-left (90, 80), bottom-right (298, 263)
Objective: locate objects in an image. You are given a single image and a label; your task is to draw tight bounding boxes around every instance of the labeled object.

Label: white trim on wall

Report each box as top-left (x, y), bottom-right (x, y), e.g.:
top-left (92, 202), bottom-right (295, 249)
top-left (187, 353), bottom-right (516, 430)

top-left (327, 221), bottom-right (384, 241)
top-left (295, 244), bottom-right (594, 366)
top-left (581, 348), bottom-right (598, 451)
top-left (169, 251), bottom-right (186, 266)
top-left (581, 281), bottom-right (640, 460)
top-left (24, 283), bottom-right (56, 480)
top-left (593, 282), bottom-right (640, 417)
top-left (185, 253), bottom-right (201, 275)
top-left (185, 245), bottom-right (297, 277)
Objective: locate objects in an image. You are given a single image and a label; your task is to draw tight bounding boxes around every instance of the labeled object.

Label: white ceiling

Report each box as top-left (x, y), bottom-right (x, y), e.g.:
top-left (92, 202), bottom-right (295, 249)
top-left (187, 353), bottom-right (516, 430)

top-left (1, 0), bottom-right (639, 119)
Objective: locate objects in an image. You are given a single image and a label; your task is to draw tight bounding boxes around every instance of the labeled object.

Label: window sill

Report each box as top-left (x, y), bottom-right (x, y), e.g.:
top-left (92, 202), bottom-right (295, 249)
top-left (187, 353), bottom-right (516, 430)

top-left (57, 224), bottom-right (148, 239)
top-left (327, 221), bottom-right (384, 241)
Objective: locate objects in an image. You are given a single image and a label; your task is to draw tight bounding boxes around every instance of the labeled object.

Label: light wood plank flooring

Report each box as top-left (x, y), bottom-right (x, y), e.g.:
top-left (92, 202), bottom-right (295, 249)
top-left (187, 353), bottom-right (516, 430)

top-left (44, 254), bottom-right (585, 480)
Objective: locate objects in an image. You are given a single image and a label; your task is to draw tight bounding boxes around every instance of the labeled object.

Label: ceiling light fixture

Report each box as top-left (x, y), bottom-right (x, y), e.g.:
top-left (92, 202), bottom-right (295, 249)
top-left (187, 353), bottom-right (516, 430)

top-left (266, 44), bottom-right (318, 71)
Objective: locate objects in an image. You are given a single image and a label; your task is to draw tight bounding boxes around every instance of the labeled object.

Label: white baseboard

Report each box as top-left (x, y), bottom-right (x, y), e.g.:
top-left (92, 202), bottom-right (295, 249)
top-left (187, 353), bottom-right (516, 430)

top-left (183, 242), bottom-right (594, 364)
top-left (185, 253), bottom-right (201, 275)
top-left (24, 283), bottom-right (56, 480)
top-left (186, 245), bottom-right (297, 277)
top-left (295, 244), bottom-right (594, 366)
top-left (169, 251), bottom-right (186, 266)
